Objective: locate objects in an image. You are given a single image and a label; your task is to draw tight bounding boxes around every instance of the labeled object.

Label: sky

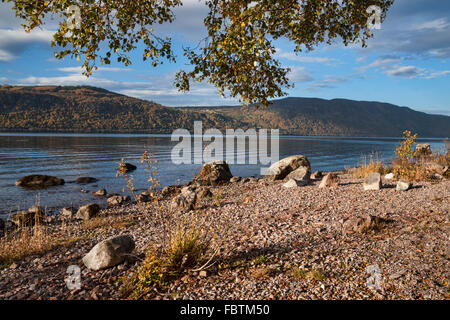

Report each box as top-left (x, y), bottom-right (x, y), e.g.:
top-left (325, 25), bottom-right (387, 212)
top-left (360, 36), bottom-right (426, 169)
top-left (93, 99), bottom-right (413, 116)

top-left (0, 0), bottom-right (449, 115)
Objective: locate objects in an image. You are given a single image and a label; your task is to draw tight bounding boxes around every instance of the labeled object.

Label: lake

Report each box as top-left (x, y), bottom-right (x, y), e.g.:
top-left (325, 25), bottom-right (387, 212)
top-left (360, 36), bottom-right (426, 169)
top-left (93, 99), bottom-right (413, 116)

top-left (0, 133), bottom-right (446, 218)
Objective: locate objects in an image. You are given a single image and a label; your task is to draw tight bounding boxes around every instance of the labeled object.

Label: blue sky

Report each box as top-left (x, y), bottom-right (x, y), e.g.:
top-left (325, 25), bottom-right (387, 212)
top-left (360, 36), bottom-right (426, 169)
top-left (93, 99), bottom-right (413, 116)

top-left (0, 0), bottom-right (449, 115)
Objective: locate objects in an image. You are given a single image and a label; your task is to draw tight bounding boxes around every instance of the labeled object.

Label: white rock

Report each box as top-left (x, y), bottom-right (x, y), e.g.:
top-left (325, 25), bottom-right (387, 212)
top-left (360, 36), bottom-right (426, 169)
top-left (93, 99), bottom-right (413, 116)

top-left (282, 179), bottom-right (307, 188)
top-left (396, 180), bottom-right (412, 191)
top-left (363, 173), bottom-right (382, 191)
top-left (384, 173), bottom-right (394, 180)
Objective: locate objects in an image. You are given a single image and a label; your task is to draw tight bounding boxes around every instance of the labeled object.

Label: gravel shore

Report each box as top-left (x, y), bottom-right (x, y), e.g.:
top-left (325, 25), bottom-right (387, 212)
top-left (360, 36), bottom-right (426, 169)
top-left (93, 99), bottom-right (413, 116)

top-left (1, 173), bottom-right (449, 300)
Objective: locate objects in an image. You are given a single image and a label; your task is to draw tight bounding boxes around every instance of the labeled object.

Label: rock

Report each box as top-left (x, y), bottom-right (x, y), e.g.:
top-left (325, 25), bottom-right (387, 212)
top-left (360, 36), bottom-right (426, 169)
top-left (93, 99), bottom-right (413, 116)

top-left (396, 180), bottom-right (412, 191)
top-left (241, 177), bottom-right (251, 184)
top-left (199, 270), bottom-right (208, 278)
top-left (15, 175), bottom-right (64, 189)
top-left (283, 178), bottom-right (308, 188)
top-left (318, 173), bottom-right (340, 188)
top-left (193, 161), bottom-right (233, 186)
top-left (119, 163), bottom-right (137, 173)
top-left (363, 173), bottom-right (382, 191)
top-left (75, 177), bottom-right (98, 184)
top-left (415, 144), bottom-right (432, 156)
top-left (311, 171), bottom-right (323, 180)
top-left (384, 173), bottom-right (394, 180)
top-left (82, 235), bottom-right (135, 271)
top-left (197, 187), bottom-right (213, 199)
top-left (137, 192), bottom-right (151, 203)
top-left (107, 195), bottom-right (131, 206)
top-left (11, 206), bottom-right (44, 226)
top-left (342, 215), bottom-right (386, 235)
top-left (425, 163), bottom-right (448, 175)
top-left (171, 187), bottom-right (197, 211)
top-left (91, 189), bottom-right (107, 197)
top-left (230, 176), bottom-right (241, 183)
top-left (60, 207), bottom-right (75, 219)
top-left (431, 173), bottom-right (443, 180)
top-left (264, 155), bottom-right (311, 181)
top-left (75, 203), bottom-right (100, 220)
top-left (161, 185), bottom-right (181, 198)
top-left (285, 166), bottom-right (311, 184)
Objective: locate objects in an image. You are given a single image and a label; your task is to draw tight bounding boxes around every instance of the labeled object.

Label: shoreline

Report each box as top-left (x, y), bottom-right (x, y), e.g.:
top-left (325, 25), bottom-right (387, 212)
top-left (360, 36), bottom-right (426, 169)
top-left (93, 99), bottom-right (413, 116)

top-left (1, 172), bottom-right (448, 300)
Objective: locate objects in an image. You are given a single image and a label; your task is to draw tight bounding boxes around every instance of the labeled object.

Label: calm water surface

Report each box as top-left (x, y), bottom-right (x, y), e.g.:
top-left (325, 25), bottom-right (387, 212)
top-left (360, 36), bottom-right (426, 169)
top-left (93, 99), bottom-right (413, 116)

top-left (0, 133), bottom-right (446, 217)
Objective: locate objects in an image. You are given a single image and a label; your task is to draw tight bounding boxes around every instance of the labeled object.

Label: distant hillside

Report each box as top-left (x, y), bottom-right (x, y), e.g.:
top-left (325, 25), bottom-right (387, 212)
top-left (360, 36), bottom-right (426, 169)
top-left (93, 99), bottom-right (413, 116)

top-left (0, 85), bottom-right (449, 137)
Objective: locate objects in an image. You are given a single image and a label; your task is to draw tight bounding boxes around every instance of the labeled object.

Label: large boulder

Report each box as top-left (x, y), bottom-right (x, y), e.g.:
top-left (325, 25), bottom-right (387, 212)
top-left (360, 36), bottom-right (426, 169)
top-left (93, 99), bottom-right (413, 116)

top-left (193, 161), bottom-right (232, 186)
top-left (15, 175), bottom-right (64, 189)
top-left (82, 235), bottom-right (135, 271)
top-left (318, 173), bottom-right (340, 188)
top-left (264, 155), bottom-right (311, 181)
top-left (11, 205), bottom-right (44, 227)
top-left (75, 203), bottom-right (100, 220)
top-left (285, 166), bottom-right (311, 184)
top-left (171, 187), bottom-right (197, 212)
top-left (76, 177), bottom-right (98, 184)
top-left (363, 173), bottom-right (382, 191)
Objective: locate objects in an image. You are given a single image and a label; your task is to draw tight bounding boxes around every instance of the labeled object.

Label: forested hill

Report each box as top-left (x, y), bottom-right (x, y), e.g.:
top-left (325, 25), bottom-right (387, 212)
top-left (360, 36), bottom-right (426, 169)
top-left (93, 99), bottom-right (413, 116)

top-left (0, 85), bottom-right (449, 137)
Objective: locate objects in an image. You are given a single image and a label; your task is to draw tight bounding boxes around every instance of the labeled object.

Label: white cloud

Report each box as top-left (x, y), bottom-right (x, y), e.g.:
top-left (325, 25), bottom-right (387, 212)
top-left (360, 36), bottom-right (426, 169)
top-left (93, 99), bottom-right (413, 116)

top-left (424, 70), bottom-right (450, 79)
top-left (276, 48), bottom-right (339, 65)
top-left (385, 65), bottom-right (424, 78)
top-left (413, 18), bottom-right (450, 31)
top-left (0, 28), bottom-right (54, 62)
top-left (288, 66), bottom-right (314, 83)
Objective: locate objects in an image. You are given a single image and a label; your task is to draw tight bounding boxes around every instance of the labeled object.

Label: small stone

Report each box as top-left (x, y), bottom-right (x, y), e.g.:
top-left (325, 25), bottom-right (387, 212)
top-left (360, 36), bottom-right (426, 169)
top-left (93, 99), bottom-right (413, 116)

top-left (396, 179), bottom-right (412, 191)
top-left (75, 203), bottom-right (100, 220)
top-left (363, 173), bottom-right (382, 191)
top-left (283, 179), bottom-right (307, 188)
top-left (107, 195), bottom-right (131, 206)
top-left (61, 207), bottom-right (75, 219)
top-left (311, 171), bottom-right (323, 180)
top-left (384, 173), bottom-right (394, 180)
top-left (91, 189), bottom-right (107, 197)
top-left (319, 173), bottom-right (340, 188)
top-left (119, 163), bottom-right (137, 173)
top-left (76, 177), bottom-right (98, 184)
top-left (137, 192), bottom-right (151, 203)
top-left (199, 270), bottom-right (208, 278)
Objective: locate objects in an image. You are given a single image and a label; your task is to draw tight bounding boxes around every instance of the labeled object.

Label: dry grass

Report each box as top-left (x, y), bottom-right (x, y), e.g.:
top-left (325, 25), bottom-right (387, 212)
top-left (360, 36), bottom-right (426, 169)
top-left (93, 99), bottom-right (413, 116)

top-left (81, 215), bottom-right (137, 231)
top-left (0, 224), bottom-right (54, 265)
top-left (348, 153), bottom-right (389, 179)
